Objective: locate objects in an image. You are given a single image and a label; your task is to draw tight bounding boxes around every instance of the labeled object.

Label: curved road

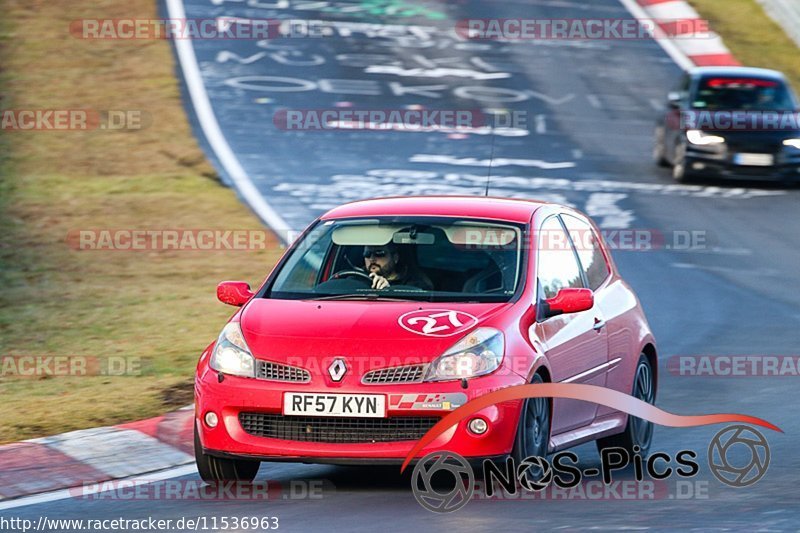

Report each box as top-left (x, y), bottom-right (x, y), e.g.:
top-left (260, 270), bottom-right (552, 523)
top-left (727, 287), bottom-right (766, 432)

top-left (7, 0), bottom-right (800, 530)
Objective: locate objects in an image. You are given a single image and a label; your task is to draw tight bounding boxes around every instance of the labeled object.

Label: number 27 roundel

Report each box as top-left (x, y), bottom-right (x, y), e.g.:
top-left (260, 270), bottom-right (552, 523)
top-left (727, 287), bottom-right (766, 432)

top-left (398, 309), bottom-right (479, 337)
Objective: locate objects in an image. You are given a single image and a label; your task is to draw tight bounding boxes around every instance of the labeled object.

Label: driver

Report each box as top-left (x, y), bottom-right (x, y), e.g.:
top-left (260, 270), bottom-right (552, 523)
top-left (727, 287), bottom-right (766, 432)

top-left (363, 243), bottom-right (433, 291)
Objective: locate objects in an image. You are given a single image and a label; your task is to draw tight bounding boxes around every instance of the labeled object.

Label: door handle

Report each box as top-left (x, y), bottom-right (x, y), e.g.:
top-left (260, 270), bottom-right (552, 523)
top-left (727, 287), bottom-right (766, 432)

top-left (593, 318), bottom-right (606, 331)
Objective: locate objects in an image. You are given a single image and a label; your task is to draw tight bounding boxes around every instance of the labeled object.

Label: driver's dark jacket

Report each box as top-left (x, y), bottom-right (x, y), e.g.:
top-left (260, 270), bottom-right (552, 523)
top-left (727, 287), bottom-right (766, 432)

top-left (387, 266), bottom-right (434, 290)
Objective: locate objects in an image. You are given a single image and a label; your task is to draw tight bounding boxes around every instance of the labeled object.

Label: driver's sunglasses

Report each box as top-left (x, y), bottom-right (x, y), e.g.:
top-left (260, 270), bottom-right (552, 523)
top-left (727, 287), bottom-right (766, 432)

top-left (363, 249), bottom-right (388, 259)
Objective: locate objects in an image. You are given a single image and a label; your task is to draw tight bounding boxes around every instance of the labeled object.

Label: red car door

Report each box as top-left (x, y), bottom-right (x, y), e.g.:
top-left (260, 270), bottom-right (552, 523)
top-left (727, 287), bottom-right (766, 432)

top-left (532, 215), bottom-right (610, 435)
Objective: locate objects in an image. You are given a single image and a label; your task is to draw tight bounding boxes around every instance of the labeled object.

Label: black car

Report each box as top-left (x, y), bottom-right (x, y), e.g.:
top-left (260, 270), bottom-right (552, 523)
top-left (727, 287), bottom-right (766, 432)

top-left (655, 67), bottom-right (800, 183)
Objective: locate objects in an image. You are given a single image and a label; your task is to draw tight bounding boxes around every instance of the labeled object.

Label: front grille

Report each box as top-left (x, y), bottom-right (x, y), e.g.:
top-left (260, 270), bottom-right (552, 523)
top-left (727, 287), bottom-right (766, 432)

top-left (239, 413), bottom-right (439, 443)
top-left (255, 360), bottom-right (310, 383)
top-left (362, 364), bottom-right (426, 384)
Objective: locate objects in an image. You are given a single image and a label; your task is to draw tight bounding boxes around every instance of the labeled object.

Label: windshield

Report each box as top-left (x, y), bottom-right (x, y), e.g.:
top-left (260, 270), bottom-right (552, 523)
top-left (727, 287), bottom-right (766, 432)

top-left (692, 77), bottom-right (795, 111)
top-left (266, 217), bottom-right (525, 303)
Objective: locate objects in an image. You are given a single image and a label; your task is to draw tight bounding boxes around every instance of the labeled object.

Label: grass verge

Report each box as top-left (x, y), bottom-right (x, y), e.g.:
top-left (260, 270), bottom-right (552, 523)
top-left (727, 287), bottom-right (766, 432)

top-left (689, 0), bottom-right (800, 89)
top-left (0, 0), bottom-right (283, 443)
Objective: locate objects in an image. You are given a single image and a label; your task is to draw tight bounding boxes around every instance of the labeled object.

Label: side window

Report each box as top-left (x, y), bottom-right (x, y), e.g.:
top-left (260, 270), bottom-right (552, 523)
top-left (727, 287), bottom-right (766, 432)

top-left (673, 73), bottom-right (690, 98)
top-left (680, 74), bottom-right (691, 93)
top-left (271, 227), bottom-right (331, 291)
top-left (537, 216), bottom-right (584, 300)
top-left (561, 214), bottom-right (611, 291)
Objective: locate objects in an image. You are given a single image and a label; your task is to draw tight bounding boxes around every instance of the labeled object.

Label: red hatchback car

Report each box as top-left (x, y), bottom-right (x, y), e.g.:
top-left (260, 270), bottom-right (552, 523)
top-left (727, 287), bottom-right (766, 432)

top-left (194, 197), bottom-right (657, 481)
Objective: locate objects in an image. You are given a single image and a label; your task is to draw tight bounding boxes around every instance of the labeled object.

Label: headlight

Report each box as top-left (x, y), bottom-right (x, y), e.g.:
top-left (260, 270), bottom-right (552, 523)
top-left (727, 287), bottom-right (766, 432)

top-left (686, 129), bottom-right (725, 145)
top-left (783, 139), bottom-right (800, 149)
top-left (424, 328), bottom-right (504, 382)
top-left (209, 322), bottom-right (255, 377)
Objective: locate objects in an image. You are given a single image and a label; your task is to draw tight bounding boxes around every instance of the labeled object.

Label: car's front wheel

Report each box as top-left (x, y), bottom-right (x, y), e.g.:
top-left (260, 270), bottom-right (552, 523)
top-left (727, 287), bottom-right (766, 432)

top-left (672, 143), bottom-right (693, 183)
top-left (653, 127), bottom-right (670, 167)
top-left (194, 425), bottom-right (260, 483)
top-left (596, 354), bottom-right (655, 458)
top-left (512, 373), bottom-right (550, 465)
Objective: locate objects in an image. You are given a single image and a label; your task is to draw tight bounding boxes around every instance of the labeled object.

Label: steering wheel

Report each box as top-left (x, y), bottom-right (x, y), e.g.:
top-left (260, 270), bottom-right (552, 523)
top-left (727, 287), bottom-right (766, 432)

top-left (331, 270), bottom-right (372, 283)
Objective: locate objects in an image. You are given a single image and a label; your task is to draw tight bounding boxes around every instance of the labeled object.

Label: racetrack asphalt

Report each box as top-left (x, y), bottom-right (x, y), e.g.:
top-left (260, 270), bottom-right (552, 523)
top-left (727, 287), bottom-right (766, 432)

top-left (5, 0), bottom-right (800, 530)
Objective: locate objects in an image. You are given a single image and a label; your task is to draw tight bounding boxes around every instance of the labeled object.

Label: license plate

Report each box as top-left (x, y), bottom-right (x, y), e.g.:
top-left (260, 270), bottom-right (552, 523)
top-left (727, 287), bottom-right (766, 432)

top-left (734, 153), bottom-right (774, 166)
top-left (283, 392), bottom-right (386, 418)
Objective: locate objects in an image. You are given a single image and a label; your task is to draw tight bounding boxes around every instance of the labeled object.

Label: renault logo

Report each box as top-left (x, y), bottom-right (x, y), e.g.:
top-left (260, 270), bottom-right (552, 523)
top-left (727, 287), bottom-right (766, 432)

top-left (328, 358), bottom-right (347, 382)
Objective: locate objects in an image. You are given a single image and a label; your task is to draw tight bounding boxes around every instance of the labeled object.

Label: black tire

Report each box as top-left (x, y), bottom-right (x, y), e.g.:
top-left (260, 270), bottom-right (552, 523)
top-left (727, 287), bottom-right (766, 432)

top-left (671, 143), bottom-right (693, 183)
top-left (653, 127), bottom-right (670, 167)
top-left (511, 373), bottom-right (550, 467)
top-left (596, 355), bottom-right (656, 458)
top-left (194, 424), bottom-right (260, 483)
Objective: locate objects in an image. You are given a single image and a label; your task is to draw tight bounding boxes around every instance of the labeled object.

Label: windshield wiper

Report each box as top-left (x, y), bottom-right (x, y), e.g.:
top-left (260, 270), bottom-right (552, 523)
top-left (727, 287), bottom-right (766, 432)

top-left (309, 293), bottom-right (418, 302)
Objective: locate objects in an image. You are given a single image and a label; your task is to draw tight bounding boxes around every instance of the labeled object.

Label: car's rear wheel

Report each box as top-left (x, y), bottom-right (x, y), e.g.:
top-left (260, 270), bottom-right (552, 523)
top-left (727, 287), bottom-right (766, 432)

top-left (512, 373), bottom-right (550, 478)
top-left (596, 354), bottom-right (655, 458)
top-left (653, 127), bottom-right (670, 167)
top-left (194, 424), bottom-right (260, 483)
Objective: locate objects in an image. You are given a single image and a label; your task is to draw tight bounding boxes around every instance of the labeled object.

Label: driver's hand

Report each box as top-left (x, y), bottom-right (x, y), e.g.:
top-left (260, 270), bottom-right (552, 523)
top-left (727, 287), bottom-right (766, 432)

top-left (369, 273), bottom-right (390, 290)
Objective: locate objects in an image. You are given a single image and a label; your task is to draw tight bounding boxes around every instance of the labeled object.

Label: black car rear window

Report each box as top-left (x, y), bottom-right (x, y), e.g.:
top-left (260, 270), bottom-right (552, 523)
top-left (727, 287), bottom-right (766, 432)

top-left (693, 77), bottom-right (795, 111)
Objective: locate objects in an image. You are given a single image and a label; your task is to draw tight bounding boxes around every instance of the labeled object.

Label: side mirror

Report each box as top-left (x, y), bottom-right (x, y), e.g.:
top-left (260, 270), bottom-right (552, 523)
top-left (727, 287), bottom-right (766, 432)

top-left (217, 281), bottom-right (254, 307)
top-left (540, 288), bottom-right (594, 319)
top-left (667, 91), bottom-right (683, 108)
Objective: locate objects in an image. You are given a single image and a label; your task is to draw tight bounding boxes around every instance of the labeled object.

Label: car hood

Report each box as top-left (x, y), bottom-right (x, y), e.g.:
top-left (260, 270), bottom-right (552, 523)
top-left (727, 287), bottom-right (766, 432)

top-left (239, 298), bottom-right (512, 363)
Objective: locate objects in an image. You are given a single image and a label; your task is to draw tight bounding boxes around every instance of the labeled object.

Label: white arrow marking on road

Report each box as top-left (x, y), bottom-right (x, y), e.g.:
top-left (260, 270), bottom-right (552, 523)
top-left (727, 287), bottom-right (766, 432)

top-left (584, 192), bottom-right (635, 229)
top-left (528, 90), bottom-right (575, 106)
top-left (215, 51), bottom-right (268, 64)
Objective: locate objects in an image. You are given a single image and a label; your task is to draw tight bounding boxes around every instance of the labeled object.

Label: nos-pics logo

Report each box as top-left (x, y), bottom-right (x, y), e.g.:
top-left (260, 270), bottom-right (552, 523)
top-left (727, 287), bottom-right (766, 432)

top-left (411, 425), bottom-right (771, 513)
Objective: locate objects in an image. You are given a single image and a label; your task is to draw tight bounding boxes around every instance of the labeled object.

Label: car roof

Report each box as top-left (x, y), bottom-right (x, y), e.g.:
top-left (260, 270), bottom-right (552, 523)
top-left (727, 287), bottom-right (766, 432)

top-left (321, 196), bottom-right (551, 224)
top-left (689, 66), bottom-right (787, 81)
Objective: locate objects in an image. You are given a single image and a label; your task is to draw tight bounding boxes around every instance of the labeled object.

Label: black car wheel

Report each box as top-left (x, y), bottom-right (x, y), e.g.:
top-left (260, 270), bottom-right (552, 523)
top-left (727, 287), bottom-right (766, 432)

top-left (596, 355), bottom-right (656, 458)
top-left (512, 373), bottom-right (550, 481)
top-left (672, 143), bottom-right (693, 183)
top-left (194, 424), bottom-right (260, 483)
top-left (654, 127), bottom-right (670, 167)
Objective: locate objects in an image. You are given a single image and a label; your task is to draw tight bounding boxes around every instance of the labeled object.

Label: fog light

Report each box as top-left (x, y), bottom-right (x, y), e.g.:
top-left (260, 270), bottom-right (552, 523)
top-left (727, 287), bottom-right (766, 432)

top-left (468, 418), bottom-right (488, 435)
top-left (204, 411), bottom-right (218, 428)
top-left (692, 162), bottom-right (705, 170)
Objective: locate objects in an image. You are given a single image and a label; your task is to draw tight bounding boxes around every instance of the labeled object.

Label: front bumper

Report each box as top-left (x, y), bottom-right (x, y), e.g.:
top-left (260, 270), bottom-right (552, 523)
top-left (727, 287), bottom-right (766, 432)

top-left (685, 146), bottom-right (800, 181)
top-left (195, 367), bottom-right (527, 463)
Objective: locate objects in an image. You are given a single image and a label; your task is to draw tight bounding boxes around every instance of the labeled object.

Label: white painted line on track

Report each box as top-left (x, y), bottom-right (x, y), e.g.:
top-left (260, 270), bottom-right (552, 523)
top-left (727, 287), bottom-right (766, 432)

top-left (0, 465), bottom-right (198, 511)
top-left (671, 263), bottom-right (778, 276)
top-left (670, 247), bottom-right (753, 256)
top-left (165, 0), bottom-right (293, 245)
top-left (409, 154), bottom-right (575, 169)
top-left (646, 0), bottom-right (700, 21)
top-left (617, 0), bottom-right (696, 71)
top-left (649, 98), bottom-right (663, 111)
